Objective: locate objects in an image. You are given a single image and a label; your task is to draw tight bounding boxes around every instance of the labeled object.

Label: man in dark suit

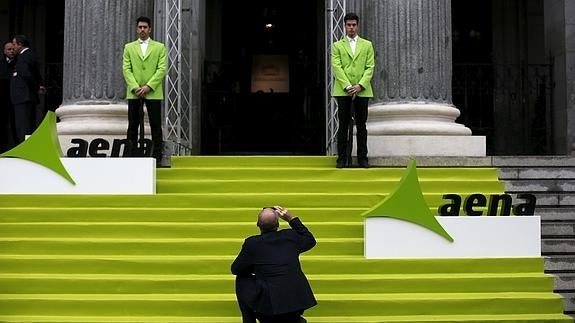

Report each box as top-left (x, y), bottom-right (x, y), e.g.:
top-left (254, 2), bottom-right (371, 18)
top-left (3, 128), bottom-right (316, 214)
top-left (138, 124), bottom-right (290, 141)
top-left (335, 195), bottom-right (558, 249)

top-left (0, 40), bottom-right (16, 152)
top-left (231, 206), bottom-right (317, 323)
top-left (10, 34), bottom-right (44, 144)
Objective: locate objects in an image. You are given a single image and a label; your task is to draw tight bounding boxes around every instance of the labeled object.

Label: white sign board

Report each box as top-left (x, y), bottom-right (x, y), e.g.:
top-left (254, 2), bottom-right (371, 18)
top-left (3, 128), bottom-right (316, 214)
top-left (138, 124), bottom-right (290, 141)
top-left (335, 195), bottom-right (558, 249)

top-left (0, 158), bottom-right (155, 194)
top-left (365, 216), bottom-right (541, 258)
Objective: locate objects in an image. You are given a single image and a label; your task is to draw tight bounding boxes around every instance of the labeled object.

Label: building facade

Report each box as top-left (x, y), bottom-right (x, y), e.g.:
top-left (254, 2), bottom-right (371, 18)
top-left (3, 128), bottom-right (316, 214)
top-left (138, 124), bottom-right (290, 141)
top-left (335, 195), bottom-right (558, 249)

top-left (1, 0), bottom-right (574, 156)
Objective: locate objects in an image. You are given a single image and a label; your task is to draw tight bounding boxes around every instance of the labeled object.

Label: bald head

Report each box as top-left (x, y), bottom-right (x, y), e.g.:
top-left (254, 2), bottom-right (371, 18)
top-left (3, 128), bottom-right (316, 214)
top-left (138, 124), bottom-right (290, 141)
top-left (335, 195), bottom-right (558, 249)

top-left (257, 208), bottom-right (279, 233)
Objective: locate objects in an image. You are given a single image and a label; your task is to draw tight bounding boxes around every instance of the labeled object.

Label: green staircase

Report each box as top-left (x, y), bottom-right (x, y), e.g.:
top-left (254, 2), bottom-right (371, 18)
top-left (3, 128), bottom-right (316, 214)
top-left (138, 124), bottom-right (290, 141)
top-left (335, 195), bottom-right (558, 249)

top-left (0, 156), bottom-right (571, 322)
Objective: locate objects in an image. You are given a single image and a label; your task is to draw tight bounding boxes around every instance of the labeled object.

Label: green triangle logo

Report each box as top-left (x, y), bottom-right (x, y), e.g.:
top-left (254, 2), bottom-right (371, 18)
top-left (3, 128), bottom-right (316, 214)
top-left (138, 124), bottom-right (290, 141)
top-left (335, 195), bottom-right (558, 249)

top-left (363, 160), bottom-right (453, 242)
top-left (0, 111), bottom-right (76, 185)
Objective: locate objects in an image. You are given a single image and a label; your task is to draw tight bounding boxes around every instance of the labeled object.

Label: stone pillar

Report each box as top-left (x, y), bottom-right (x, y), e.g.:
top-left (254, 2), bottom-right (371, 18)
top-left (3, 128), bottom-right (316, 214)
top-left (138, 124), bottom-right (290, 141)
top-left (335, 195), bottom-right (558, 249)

top-left (351, 0), bottom-right (485, 156)
top-left (57, 0), bottom-right (153, 156)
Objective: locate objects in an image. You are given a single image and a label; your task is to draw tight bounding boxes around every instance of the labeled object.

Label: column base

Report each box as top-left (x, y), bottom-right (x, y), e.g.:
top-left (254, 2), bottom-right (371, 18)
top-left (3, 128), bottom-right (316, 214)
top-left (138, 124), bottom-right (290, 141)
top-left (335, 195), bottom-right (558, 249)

top-left (356, 135), bottom-right (486, 157)
top-left (56, 103), bottom-right (130, 156)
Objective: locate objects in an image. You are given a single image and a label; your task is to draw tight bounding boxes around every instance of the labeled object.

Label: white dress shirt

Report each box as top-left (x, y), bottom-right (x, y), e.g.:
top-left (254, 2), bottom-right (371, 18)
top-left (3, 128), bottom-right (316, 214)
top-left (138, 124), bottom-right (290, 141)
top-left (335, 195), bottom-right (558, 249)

top-left (139, 38), bottom-right (149, 56)
top-left (347, 36), bottom-right (357, 55)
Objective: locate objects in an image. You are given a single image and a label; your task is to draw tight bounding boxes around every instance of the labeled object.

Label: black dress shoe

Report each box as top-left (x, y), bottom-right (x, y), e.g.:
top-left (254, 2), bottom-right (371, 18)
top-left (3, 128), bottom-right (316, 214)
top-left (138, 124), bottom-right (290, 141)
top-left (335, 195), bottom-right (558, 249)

top-left (336, 160), bottom-right (347, 168)
top-left (358, 159), bottom-right (370, 168)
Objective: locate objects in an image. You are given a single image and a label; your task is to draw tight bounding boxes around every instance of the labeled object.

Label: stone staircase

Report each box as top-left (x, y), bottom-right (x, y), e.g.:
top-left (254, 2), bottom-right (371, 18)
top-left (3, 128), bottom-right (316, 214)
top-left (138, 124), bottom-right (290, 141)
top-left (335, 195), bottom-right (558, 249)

top-left (496, 156), bottom-right (575, 317)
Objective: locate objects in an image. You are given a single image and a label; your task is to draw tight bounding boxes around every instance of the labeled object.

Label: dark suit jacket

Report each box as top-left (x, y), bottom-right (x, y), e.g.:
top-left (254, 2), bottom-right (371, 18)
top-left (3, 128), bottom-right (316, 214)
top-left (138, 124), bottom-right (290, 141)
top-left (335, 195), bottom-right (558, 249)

top-left (10, 48), bottom-right (42, 105)
top-left (231, 217), bottom-right (317, 316)
top-left (0, 56), bottom-right (15, 105)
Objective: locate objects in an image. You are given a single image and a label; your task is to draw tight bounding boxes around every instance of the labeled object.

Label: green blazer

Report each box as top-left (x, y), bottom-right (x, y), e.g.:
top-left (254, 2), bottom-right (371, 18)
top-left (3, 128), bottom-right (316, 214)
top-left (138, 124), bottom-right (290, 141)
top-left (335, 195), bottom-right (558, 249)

top-left (122, 39), bottom-right (167, 100)
top-left (331, 36), bottom-right (375, 97)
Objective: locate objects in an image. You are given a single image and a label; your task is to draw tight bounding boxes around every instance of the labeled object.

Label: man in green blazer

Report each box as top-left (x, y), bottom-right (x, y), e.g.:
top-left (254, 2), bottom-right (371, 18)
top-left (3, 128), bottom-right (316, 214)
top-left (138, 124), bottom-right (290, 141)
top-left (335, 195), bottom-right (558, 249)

top-left (122, 16), bottom-right (167, 164)
top-left (331, 12), bottom-right (375, 168)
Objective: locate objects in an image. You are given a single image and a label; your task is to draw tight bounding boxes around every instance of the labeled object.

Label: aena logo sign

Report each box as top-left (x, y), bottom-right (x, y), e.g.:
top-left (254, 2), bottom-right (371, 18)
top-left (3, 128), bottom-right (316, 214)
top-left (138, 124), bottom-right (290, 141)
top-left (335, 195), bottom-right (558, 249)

top-left (362, 160), bottom-right (536, 242)
top-left (0, 111), bottom-right (75, 184)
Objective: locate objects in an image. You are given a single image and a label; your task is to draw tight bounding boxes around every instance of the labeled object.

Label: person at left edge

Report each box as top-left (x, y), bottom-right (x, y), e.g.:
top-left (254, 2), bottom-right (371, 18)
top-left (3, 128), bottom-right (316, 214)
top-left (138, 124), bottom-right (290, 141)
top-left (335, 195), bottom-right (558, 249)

top-left (122, 16), bottom-right (167, 164)
top-left (10, 35), bottom-right (45, 145)
top-left (0, 40), bottom-right (17, 153)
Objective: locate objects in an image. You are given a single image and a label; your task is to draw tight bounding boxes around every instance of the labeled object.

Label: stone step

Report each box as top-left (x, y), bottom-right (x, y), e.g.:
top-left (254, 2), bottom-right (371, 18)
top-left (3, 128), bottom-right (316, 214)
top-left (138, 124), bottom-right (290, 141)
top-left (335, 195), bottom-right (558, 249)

top-left (542, 239), bottom-right (575, 255)
top-left (499, 168), bottom-right (575, 180)
top-left (542, 222), bottom-right (575, 237)
top-left (545, 256), bottom-right (575, 273)
top-left (553, 274), bottom-right (575, 291)
top-left (492, 156), bottom-right (575, 167)
top-left (504, 180), bottom-right (575, 193)
top-left (535, 208), bottom-right (575, 221)
top-left (557, 292), bottom-right (575, 313)
top-left (508, 193), bottom-right (575, 207)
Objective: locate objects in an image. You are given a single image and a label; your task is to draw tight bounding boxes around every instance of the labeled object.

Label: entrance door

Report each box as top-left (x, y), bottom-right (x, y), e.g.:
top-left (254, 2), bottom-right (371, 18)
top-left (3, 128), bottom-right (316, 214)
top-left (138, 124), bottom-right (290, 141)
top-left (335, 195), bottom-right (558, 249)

top-left (203, 0), bottom-right (325, 155)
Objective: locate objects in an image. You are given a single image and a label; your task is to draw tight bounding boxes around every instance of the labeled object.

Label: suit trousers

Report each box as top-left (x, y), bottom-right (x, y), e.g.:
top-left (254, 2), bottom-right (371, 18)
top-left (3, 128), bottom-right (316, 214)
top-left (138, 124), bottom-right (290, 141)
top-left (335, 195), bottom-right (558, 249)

top-left (336, 96), bottom-right (369, 162)
top-left (12, 102), bottom-right (35, 145)
top-left (255, 310), bottom-right (305, 323)
top-left (0, 97), bottom-right (16, 152)
top-left (127, 99), bottom-right (163, 160)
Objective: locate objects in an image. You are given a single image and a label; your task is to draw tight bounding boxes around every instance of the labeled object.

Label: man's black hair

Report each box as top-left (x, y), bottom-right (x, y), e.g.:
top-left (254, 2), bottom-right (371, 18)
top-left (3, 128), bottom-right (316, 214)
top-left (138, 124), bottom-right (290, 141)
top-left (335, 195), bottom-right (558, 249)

top-left (13, 35), bottom-right (30, 47)
top-left (136, 16), bottom-right (152, 27)
top-left (344, 12), bottom-right (359, 23)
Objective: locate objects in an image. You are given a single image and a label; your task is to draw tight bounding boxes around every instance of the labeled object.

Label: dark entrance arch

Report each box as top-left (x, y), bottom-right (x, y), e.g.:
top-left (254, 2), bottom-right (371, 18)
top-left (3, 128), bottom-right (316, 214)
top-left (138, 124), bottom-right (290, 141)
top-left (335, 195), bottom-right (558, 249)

top-left (202, 0), bottom-right (325, 155)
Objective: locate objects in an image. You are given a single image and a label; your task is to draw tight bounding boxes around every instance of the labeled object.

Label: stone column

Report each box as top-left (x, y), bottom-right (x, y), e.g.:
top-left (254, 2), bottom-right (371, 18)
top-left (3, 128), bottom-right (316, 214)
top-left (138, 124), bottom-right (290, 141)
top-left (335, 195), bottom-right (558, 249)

top-left (56, 0), bottom-right (153, 156)
top-left (350, 0), bottom-right (485, 156)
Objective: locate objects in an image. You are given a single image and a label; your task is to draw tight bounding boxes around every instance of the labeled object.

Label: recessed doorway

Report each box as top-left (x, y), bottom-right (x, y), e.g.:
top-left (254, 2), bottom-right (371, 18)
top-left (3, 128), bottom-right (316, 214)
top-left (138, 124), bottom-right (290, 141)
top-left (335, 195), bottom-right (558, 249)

top-left (202, 0), bottom-right (325, 155)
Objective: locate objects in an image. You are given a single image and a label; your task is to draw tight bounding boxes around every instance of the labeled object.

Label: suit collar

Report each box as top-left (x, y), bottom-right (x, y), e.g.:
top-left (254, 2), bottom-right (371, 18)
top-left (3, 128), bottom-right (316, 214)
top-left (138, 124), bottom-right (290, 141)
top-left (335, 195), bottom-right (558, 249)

top-left (342, 36), bottom-right (362, 58)
top-left (133, 39), bottom-right (154, 60)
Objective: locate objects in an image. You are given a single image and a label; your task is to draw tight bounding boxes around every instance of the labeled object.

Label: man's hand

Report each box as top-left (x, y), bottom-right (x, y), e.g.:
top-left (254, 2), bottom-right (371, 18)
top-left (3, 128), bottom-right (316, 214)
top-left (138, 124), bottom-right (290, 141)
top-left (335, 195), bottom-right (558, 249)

top-left (274, 205), bottom-right (294, 222)
top-left (346, 84), bottom-right (362, 97)
top-left (134, 85), bottom-right (151, 97)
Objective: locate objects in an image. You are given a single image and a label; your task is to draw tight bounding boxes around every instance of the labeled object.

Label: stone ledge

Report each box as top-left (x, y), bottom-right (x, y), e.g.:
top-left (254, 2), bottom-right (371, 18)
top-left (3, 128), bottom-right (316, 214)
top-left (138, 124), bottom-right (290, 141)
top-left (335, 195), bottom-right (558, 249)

top-left (364, 135), bottom-right (486, 157)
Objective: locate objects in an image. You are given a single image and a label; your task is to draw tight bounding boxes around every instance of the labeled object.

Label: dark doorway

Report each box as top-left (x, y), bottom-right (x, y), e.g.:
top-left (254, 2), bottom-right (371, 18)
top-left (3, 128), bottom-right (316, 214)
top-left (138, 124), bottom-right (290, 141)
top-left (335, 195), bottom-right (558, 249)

top-left (451, 0), bottom-right (495, 152)
top-left (452, 0), bottom-right (552, 155)
top-left (203, 0), bottom-right (325, 155)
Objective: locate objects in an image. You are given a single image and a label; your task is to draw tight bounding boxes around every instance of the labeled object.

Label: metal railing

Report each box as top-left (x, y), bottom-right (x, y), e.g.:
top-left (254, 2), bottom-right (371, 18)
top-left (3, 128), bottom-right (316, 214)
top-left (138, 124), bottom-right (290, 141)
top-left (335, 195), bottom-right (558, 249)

top-left (325, 0), bottom-right (346, 155)
top-left (453, 62), bottom-right (554, 155)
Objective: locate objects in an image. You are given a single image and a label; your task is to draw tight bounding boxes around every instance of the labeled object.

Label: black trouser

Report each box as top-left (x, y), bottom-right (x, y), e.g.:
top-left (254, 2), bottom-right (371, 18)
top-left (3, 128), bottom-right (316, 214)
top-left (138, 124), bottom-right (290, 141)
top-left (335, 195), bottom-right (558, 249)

top-left (0, 97), bottom-right (16, 153)
top-left (237, 297), bottom-right (257, 323)
top-left (256, 310), bottom-right (305, 323)
top-left (127, 98), bottom-right (163, 159)
top-left (336, 96), bottom-right (369, 162)
top-left (12, 102), bottom-right (35, 145)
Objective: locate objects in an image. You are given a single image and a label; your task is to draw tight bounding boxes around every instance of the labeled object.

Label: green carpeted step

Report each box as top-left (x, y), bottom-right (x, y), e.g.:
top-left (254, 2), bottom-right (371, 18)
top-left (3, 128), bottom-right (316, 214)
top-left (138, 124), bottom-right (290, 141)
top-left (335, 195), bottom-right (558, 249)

top-left (0, 222), bottom-right (363, 239)
top-left (157, 166), bottom-right (498, 181)
top-left (0, 256), bottom-right (546, 275)
top-left (308, 293), bottom-right (566, 316)
top-left (0, 192), bottom-right (496, 209)
top-left (156, 167), bottom-right (500, 181)
top-left (0, 238), bottom-right (364, 256)
top-left (0, 193), bottom-right (389, 209)
top-left (156, 179), bottom-right (503, 194)
top-left (0, 273), bottom-right (554, 294)
top-left (170, 155), bottom-right (338, 168)
top-left (0, 235), bottom-right (361, 259)
top-left (0, 293), bottom-right (565, 316)
top-left (0, 314), bottom-right (572, 323)
top-left (0, 207), bottom-right (367, 223)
